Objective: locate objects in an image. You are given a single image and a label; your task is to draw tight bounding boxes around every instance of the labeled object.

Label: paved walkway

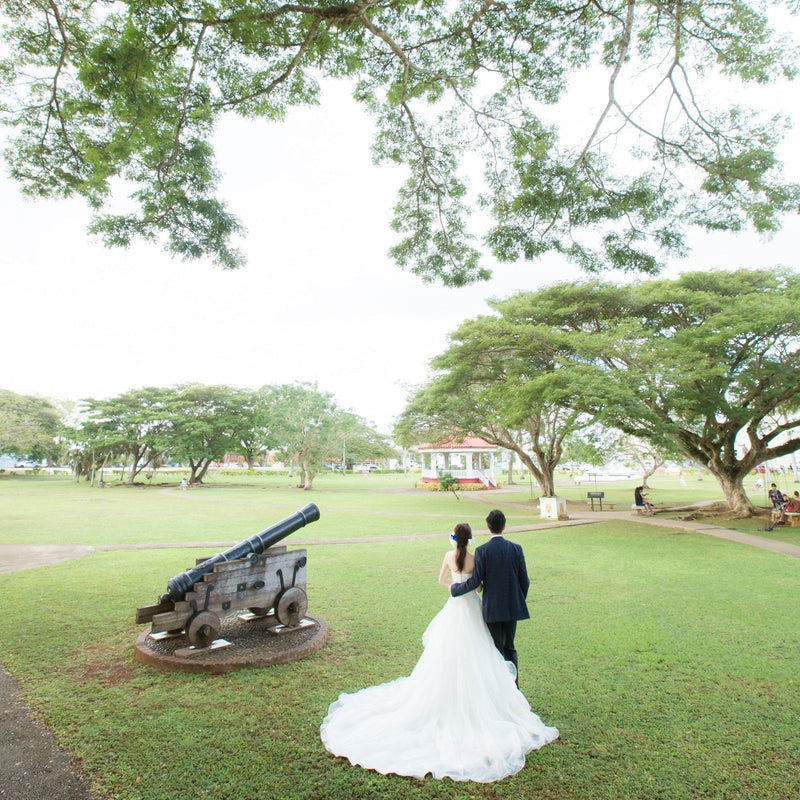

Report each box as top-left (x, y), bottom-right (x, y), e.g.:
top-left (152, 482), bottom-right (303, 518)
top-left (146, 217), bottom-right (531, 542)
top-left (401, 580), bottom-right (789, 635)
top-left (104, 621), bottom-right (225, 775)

top-left (0, 665), bottom-right (100, 800)
top-left (5, 503), bottom-right (798, 574)
top-left (1, 507), bottom-right (798, 799)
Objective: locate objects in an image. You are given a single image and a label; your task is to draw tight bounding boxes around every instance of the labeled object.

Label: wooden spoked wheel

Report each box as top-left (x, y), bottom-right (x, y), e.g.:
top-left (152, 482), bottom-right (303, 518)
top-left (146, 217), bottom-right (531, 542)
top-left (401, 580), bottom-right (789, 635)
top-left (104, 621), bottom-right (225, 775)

top-left (186, 610), bottom-right (221, 648)
top-left (275, 587), bottom-right (307, 628)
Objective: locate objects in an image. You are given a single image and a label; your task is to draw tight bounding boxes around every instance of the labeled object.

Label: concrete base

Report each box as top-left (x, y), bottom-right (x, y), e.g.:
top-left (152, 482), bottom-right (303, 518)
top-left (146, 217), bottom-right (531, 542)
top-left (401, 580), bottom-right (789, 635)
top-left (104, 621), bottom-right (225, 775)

top-left (539, 496), bottom-right (569, 520)
top-left (134, 613), bottom-right (328, 674)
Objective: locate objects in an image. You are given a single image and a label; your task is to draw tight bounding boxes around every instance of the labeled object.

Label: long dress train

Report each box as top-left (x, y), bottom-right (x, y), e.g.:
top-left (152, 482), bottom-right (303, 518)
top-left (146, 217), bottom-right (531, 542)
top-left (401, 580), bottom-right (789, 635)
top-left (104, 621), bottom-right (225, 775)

top-left (320, 572), bottom-right (558, 782)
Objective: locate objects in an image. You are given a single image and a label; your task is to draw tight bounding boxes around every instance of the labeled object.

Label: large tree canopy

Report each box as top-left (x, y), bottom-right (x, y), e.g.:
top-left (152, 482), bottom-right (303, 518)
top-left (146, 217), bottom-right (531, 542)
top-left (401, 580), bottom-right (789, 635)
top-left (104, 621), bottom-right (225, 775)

top-left (1, 1), bottom-right (798, 283)
top-left (398, 268), bottom-right (800, 513)
top-left (260, 382), bottom-right (395, 489)
top-left (0, 388), bottom-right (61, 463)
top-left (80, 386), bottom-right (175, 483)
top-left (489, 269), bottom-right (800, 515)
top-left (394, 315), bottom-right (600, 495)
top-left (68, 382), bottom-right (394, 484)
top-left (163, 383), bottom-right (255, 483)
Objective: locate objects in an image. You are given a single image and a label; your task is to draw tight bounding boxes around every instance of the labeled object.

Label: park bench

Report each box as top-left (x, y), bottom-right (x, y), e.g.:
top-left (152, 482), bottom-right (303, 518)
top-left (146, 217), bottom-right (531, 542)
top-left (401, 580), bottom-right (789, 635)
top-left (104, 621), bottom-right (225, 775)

top-left (785, 512), bottom-right (800, 528)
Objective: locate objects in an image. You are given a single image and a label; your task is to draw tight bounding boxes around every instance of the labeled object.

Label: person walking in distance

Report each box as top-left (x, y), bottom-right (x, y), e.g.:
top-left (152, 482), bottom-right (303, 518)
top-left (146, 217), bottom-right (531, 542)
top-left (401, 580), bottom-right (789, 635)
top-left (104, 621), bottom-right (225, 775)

top-left (450, 509), bottom-right (529, 684)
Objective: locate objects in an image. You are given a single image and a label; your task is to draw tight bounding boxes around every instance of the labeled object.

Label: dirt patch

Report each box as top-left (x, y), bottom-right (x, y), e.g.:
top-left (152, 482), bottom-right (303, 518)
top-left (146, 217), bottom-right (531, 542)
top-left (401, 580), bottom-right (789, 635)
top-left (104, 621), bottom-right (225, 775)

top-left (0, 544), bottom-right (96, 575)
top-left (80, 643), bottom-right (138, 689)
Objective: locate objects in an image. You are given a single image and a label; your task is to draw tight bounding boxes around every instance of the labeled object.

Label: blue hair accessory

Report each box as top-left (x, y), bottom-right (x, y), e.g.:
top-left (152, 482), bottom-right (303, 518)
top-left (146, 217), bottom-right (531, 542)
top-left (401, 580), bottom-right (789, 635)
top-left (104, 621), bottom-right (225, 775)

top-left (450, 533), bottom-right (458, 542)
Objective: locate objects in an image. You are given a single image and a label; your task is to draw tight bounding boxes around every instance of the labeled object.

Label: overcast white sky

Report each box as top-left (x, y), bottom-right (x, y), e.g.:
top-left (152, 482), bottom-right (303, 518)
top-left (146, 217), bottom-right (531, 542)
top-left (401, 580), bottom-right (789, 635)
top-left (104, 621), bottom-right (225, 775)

top-left (2, 78), bottom-right (799, 433)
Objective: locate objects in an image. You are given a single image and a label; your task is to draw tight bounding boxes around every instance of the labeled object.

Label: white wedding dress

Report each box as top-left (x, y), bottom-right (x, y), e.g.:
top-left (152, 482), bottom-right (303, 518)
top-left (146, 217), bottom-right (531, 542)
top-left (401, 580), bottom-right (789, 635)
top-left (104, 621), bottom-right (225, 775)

top-left (320, 572), bottom-right (559, 782)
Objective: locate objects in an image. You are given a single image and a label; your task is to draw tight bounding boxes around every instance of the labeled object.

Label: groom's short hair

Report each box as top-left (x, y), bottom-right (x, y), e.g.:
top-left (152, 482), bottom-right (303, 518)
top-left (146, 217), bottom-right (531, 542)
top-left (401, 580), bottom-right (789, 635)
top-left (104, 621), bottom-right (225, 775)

top-left (486, 509), bottom-right (506, 534)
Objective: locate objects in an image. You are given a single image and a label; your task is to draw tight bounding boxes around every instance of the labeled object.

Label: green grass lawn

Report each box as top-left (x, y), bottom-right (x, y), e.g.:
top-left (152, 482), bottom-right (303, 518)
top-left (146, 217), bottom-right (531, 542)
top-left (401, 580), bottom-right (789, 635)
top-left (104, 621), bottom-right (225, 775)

top-left (0, 472), bottom-right (547, 546)
top-left (551, 472), bottom-right (800, 546)
top-left (1, 474), bottom-right (798, 799)
top-left (550, 472), bottom-right (734, 509)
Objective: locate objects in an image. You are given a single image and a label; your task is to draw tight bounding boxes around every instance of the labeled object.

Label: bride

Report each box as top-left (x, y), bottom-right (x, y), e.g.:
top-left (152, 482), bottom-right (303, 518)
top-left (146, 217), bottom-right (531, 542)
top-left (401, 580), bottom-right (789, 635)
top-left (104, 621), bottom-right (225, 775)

top-left (320, 523), bottom-right (558, 783)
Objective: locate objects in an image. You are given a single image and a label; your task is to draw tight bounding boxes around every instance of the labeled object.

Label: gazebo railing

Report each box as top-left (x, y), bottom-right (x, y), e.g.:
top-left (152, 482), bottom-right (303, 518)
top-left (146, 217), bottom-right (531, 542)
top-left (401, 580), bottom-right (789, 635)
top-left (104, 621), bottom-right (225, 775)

top-left (475, 470), bottom-right (497, 488)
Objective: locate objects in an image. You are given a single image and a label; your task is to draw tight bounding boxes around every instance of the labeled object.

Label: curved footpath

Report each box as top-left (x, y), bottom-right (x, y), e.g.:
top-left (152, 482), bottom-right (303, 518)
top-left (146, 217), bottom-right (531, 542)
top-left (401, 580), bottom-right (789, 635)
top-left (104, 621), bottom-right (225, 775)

top-left (1, 508), bottom-right (798, 800)
top-left (565, 505), bottom-right (800, 559)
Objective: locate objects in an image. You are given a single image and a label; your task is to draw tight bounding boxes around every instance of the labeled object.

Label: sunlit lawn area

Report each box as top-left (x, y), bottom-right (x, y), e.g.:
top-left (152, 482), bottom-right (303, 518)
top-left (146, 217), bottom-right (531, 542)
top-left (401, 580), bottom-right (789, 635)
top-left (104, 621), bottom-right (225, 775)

top-left (550, 471), bottom-right (758, 510)
top-left (0, 472), bottom-right (546, 546)
top-left (1, 473), bottom-right (798, 799)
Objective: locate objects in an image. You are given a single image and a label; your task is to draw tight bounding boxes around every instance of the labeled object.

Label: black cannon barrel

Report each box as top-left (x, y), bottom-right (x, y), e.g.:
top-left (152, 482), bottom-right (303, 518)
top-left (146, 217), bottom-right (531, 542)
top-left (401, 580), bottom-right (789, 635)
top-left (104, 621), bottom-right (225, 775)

top-left (162, 503), bottom-right (320, 602)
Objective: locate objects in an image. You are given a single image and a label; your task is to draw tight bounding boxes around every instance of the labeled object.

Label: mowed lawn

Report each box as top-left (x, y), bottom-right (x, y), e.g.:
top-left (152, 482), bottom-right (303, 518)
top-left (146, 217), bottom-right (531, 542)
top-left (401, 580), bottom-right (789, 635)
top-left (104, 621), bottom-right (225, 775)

top-left (0, 475), bottom-right (798, 800)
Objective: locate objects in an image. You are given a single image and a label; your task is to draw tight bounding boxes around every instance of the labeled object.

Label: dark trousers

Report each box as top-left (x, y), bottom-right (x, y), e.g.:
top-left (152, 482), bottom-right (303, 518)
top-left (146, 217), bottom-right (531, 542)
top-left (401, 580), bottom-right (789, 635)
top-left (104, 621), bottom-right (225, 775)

top-left (487, 620), bottom-right (518, 685)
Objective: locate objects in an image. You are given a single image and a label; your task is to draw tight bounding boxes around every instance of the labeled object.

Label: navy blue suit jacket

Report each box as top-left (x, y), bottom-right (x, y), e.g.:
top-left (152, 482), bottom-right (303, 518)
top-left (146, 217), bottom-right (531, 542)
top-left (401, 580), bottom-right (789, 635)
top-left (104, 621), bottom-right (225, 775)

top-left (450, 535), bottom-right (530, 623)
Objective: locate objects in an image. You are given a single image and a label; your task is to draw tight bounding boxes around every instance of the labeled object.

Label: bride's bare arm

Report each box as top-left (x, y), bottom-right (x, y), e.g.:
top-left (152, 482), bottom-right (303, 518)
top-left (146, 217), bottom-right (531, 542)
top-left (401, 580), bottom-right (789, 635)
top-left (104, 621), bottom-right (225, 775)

top-left (438, 552), bottom-right (453, 586)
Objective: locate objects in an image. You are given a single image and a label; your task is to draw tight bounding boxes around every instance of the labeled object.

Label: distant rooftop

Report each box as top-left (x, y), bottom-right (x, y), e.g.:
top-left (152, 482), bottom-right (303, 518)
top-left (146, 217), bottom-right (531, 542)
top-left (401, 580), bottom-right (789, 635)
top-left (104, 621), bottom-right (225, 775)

top-left (418, 436), bottom-right (497, 451)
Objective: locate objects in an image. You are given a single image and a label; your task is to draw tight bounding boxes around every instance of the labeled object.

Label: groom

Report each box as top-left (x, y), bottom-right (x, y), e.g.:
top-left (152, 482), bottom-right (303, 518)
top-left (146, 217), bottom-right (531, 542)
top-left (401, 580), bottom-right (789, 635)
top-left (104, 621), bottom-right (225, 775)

top-left (450, 509), bottom-right (530, 682)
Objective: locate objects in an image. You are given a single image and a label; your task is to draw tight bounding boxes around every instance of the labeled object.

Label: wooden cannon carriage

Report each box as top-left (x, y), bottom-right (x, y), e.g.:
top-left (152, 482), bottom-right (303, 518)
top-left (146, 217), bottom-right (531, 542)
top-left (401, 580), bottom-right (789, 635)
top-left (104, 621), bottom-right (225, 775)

top-left (136, 503), bottom-right (320, 648)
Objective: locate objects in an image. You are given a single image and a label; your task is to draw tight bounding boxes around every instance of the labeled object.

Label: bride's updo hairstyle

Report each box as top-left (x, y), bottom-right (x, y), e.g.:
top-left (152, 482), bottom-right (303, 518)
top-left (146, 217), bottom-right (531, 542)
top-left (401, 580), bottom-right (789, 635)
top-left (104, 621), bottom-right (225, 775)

top-left (453, 523), bottom-right (472, 572)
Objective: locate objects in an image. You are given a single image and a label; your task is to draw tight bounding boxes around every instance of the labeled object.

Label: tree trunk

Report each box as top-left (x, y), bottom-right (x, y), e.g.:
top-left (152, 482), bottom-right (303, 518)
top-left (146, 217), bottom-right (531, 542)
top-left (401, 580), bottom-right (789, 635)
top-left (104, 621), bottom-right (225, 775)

top-left (540, 472), bottom-right (556, 496)
top-left (711, 469), bottom-right (759, 516)
top-left (528, 435), bottom-right (561, 497)
top-left (194, 458), bottom-right (213, 484)
top-left (127, 459), bottom-right (146, 484)
top-left (515, 452), bottom-right (556, 495)
top-left (529, 446), bottom-right (557, 495)
top-left (188, 458), bottom-right (213, 484)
